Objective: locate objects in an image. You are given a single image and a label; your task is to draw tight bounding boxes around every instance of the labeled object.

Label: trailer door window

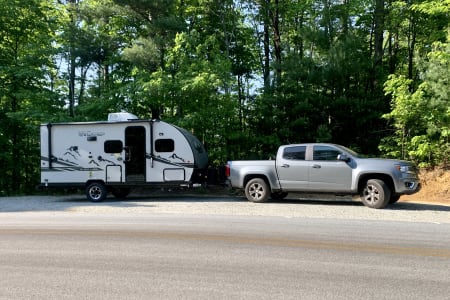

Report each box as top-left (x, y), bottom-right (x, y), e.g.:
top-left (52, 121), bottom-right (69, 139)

top-left (104, 140), bottom-right (123, 153)
top-left (155, 139), bottom-right (175, 152)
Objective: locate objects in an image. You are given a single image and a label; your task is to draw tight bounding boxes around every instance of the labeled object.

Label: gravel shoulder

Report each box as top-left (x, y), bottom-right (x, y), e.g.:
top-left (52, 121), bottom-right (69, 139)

top-left (1, 190), bottom-right (450, 224)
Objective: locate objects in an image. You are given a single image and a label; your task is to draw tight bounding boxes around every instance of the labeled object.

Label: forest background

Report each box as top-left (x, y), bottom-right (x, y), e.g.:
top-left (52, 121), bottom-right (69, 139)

top-left (0, 0), bottom-right (449, 195)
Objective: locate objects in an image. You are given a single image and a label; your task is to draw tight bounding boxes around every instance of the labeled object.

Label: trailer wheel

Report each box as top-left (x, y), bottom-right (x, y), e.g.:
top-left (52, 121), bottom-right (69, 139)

top-left (360, 179), bottom-right (390, 209)
top-left (86, 182), bottom-right (107, 202)
top-left (245, 178), bottom-right (270, 203)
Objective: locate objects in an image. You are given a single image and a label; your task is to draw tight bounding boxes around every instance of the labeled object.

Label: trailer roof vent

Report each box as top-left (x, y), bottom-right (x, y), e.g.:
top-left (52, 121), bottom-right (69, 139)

top-left (108, 112), bottom-right (139, 122)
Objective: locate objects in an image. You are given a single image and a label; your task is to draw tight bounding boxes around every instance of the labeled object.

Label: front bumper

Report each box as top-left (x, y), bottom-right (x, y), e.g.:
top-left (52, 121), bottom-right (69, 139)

top-left (399, 179), bottom-right (421, 195)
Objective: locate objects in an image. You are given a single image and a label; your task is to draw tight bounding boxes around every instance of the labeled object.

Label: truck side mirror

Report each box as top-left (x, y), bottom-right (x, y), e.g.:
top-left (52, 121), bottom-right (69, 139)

top-left (337, 154), bottom-right (350, 162)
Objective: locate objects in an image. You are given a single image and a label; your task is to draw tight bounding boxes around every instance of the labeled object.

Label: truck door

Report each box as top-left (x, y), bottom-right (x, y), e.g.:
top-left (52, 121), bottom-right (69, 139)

top-left (124, 126), bottom-right (146, 182)
top-left (276, 145), bottom-right (310, 191)
top-left (309, 145), bottom-right (352, 192)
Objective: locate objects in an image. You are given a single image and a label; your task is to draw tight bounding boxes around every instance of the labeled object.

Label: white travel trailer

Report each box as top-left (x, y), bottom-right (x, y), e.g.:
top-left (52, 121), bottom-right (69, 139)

top-left (40, 112), bottom-right (208, 201)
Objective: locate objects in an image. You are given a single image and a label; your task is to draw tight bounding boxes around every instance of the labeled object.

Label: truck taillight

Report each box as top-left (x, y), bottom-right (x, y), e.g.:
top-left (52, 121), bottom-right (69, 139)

top-left (225, 164), bottom-right (230, 177)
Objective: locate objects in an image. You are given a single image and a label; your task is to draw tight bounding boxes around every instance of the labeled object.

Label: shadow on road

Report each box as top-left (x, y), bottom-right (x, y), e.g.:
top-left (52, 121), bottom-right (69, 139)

top-left (272, 196), bottom-right (450, 212)
top-left (274, 196), bottom-right (450, 212)
top-left (273, 198), bottom-right (363, 207)
top-left (0, 191), bottom-right (245, 213)
top-left (387, 201), bottom-right (450, 212)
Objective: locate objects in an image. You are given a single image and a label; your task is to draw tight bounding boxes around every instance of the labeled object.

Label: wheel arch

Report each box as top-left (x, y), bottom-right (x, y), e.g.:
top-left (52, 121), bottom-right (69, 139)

top-left (357, 173), bottom-right (395, 194)
top-left (85, 179), bottom-right (107, 189)
top-left (243, 174), bottom-right (272, 191)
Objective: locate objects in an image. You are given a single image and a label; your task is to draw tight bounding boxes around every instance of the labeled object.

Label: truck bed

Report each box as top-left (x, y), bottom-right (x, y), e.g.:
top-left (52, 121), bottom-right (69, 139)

top-left (227, 160), bottom-right (277, 189)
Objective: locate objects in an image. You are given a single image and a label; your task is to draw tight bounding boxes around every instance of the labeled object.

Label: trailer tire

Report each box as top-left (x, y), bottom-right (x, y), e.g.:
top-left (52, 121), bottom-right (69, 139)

top-left (86, 182), bottom-right (107, 202)
top-left (245, 178), bottom-right (270, 203)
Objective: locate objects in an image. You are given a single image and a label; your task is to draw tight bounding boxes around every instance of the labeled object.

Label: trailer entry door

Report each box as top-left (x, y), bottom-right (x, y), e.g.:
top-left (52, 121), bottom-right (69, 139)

top-left (125, 126), bottom-right (146, 182)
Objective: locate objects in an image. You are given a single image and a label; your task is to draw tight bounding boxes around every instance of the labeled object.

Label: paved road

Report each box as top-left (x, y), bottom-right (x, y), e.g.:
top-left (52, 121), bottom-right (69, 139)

top-left (1, 202), bottom-right (450, 299)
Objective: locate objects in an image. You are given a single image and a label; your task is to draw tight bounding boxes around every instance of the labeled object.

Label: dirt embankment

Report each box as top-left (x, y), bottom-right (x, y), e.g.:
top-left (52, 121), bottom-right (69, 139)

top-left (401, 168), bottom-right (450, 205)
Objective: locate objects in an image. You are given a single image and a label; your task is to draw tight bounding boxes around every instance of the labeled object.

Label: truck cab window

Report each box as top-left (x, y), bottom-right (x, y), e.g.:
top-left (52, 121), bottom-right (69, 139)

top-left (282, 146), bottom-right (306, 160)
top-left (104, 140), bottom-right (123, 153)
top-left (313, 146), bottom-right (341, 161)
top-left (155, 139), bottom-right (175, 152)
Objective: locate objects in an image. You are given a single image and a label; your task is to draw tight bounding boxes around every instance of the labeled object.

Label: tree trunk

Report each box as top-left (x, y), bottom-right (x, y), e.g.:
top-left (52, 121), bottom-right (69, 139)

top-left (407, 16), bottom-right (416, 81)
top-left (270, 0), bottom-right (282, 88)
top-left (68, 0), bottom-right (78, 117)
top-left (372, 0), bottom-right (385, 90)
top-left (262, 0), bottom-right (271, 93)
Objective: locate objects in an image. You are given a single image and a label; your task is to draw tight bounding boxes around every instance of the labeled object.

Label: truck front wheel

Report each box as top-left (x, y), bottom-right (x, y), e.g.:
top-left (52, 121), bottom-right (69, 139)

top-left (245, 178), bottom-right (270, 203)
top-left (360, 179), bottom-right (391, 209)
top-left (86, 182), bottom-right (107, 202)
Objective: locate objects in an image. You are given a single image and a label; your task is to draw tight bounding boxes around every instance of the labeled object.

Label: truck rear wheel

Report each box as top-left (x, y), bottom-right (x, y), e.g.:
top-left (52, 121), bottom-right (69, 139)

top-left (360, 179), bottom-right (390, 209)
top-left (245, 178), bottom-right (270, 203)
top-left (86, 182), bottom-right (107, 202)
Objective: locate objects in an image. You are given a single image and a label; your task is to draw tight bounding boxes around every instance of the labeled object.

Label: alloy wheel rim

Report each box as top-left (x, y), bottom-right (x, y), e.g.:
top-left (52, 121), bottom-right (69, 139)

top-left (365, 184), bottom-right (380, 204)
top-left (90, 186), bottom-right (101, 200)
top-left (249, 183), bottom-right (264, 200)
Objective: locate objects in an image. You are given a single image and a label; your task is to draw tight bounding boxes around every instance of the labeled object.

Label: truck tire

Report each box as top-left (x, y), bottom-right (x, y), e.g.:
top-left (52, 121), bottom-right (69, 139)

top-left (245, 178), bottom-right (270, 203)
top-left (360, 179), bottom-right (391, 209)
top-left (86, 182), bottom-right (107, 202)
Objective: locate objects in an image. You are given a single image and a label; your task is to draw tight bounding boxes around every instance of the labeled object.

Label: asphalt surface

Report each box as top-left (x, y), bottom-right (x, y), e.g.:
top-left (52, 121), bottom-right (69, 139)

top-left (0, 194), bottom-right (449, 299)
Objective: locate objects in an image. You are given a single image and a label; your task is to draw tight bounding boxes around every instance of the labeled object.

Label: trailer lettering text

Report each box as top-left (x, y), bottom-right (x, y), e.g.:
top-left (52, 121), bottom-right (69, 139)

top-left (78, 131), bottom-right (105, 137)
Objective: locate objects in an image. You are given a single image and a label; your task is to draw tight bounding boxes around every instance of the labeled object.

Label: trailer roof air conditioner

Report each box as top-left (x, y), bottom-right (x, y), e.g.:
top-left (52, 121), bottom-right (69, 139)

top-left (107, 112), bottom-right (139, 122)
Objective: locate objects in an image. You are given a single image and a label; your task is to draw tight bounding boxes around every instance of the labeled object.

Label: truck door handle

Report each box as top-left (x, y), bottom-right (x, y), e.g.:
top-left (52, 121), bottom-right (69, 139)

top-left (312, 164), bottom-right (321, 169)
top-left (281, 164), bottom-right (290, 168)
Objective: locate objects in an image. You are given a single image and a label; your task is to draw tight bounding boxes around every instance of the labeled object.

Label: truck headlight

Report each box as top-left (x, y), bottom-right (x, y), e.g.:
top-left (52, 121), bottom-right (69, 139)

top-left (396, 165), bottom-right (409, 173)
top-left (395, 165), bottom-right (411, 173)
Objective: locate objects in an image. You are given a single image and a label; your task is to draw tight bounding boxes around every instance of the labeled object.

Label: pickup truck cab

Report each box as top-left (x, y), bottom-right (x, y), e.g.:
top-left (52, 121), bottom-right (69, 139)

top-left (226, 143), bottom-right (420, 209)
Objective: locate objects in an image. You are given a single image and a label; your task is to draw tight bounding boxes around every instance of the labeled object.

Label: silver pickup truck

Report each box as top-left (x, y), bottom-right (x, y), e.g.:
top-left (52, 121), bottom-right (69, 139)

top-left (226, 143), bottom-right (420, 209)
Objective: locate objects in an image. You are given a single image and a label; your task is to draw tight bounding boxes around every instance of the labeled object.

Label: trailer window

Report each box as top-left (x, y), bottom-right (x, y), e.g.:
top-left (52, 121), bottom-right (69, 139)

top-left (104, 140), bottom-right (123, 153)
top-left (155, 139), bottom-right (175, 152)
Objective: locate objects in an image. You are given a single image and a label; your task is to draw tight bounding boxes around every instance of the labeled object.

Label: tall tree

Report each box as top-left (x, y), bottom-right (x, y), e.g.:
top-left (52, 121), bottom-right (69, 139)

top-left (0, 0), bottom-right (60, 193)
top-left (381, 1), bottom-right (450, 166)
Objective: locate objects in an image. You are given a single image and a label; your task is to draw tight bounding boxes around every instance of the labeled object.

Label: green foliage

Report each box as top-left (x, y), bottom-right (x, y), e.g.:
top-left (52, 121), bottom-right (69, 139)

top-left (382, 35), bottom-right (450, 167)
top-left (1, 0), bottom-right (450, 194)
top-left (0, 0), bottom-right (62, 194)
